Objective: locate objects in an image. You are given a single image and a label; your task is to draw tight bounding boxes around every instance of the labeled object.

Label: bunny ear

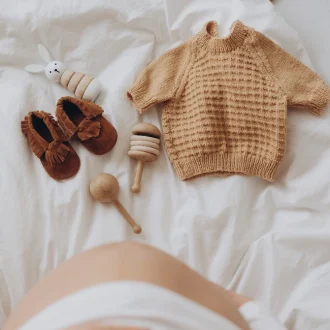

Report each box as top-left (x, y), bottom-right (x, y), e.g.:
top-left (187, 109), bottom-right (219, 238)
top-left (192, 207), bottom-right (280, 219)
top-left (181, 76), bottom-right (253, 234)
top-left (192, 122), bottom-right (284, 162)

top-left (25, 64), bottom-right (45, 73)
top-left (38, 44), bottom-right (52, 63)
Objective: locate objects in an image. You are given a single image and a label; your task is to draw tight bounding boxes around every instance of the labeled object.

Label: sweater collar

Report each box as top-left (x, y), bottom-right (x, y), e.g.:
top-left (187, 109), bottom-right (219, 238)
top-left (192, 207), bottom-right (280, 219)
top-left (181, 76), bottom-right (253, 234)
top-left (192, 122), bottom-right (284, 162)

top-left (199, 20), bottom-right (247, 53)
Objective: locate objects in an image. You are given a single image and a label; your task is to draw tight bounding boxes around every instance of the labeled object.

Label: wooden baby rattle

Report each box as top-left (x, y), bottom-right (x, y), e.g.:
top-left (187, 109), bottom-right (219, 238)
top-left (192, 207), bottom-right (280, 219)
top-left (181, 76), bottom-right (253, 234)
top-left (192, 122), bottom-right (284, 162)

top-left (89, 173), bottom-right (142, 234)
top-left (128, 123), bottom-right (161, 193)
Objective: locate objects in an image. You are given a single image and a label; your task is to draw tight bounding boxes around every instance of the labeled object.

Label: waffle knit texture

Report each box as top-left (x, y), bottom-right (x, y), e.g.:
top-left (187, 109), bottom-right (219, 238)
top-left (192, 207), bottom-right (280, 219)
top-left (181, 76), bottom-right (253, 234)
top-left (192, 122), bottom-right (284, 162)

top-left (127, 21), bottom-right (330, 181)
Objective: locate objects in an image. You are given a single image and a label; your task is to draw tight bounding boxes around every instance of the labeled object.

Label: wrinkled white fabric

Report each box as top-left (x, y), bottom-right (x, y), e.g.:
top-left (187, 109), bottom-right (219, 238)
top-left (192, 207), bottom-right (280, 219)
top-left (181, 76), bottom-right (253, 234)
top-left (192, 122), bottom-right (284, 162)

top-left (239, 301), bottom-right (287, 330)
top-left (18, 281), bottom-right (285, 330)
top-left (0, 0), bottom-right (329, 329)
top-left (18, 281), bottom-right (240, 330)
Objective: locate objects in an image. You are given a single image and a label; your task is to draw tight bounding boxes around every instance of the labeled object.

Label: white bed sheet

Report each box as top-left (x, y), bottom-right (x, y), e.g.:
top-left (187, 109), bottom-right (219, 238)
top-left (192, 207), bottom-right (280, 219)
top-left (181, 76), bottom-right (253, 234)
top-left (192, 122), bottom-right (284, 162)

top-left (0, 0), bottom-right (330, 329)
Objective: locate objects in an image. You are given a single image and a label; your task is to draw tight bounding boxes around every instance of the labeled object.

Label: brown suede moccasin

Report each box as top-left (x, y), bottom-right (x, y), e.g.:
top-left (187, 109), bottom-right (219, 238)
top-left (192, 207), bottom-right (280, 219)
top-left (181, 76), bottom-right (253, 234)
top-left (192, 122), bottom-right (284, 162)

top-left (21, 111), bottom-right (80, 180)
top-left (56, 97), bottom-right (117, 155)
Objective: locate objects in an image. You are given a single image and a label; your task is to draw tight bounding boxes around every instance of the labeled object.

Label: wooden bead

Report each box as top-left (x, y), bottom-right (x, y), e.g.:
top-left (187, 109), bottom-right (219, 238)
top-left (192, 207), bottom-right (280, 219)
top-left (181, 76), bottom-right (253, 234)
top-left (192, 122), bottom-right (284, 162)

top-left (130, 145), bottom-right (160, 156)
top-left (60, 70), bottom-right (75, 88)
top-left (130, 140), bottom-right (160, 149)
top-left (128, 150), bottom-right (157, 162)
top-left (68, 72), bottom-right (84, 93)
top-left (83, 78), bottom-right (101, 102)
top-left (131, 135), bottom-right (160, 144)
top-left (90, 173), bottom-right (119, 203)
top-left (75, 75), bottom-right (94, 99)
top-left (132, 123), bottom-right (161, 138)
top-left (89, 173), bottom-right (142, 234)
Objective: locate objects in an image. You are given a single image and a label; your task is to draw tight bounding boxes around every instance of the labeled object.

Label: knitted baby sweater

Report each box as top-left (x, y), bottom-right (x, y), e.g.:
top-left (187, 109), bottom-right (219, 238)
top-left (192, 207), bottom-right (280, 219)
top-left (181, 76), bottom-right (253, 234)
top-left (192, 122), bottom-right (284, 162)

top-left (127, 21), bottom-right (330, 181)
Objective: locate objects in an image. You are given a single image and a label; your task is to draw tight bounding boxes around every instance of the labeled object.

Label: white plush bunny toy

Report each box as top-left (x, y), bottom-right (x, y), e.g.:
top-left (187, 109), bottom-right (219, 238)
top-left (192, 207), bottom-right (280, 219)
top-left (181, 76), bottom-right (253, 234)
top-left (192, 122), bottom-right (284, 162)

top-left (25, 44), bottom-right (101, 101)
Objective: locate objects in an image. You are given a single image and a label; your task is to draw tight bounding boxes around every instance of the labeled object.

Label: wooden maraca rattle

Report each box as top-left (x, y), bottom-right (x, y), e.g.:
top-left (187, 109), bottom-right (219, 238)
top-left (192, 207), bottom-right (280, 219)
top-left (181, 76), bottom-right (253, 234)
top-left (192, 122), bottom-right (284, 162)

top-left (89, 173), bottom-right (142, 234)
top-left (128, 123), bottom-right (161, 193)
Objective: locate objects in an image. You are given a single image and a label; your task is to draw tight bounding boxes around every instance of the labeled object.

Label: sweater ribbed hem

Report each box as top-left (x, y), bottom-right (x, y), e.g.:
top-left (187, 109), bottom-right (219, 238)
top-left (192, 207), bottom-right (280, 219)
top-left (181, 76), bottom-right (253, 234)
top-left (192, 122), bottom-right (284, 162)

top-left (173, 153), bottom-right (280, 182)
top-left (127, 85), bottom-right (155, 114)
top-left (308, 81), bottom-right (330, 115)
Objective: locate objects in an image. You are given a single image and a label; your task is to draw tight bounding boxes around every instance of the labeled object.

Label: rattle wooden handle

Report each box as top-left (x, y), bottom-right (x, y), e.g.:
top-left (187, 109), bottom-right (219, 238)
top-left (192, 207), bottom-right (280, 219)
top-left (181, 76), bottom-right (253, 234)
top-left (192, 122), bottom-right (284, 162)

top-left (113, 200), bottom-right (142, 234)
top-left (132, 160), bottom-right (144, 193)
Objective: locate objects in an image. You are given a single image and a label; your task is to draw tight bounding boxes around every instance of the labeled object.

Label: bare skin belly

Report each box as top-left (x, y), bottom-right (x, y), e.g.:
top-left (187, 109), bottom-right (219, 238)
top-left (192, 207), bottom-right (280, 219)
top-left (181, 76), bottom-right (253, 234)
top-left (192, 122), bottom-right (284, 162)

top-left (4, 242), bottom-right (250, 330)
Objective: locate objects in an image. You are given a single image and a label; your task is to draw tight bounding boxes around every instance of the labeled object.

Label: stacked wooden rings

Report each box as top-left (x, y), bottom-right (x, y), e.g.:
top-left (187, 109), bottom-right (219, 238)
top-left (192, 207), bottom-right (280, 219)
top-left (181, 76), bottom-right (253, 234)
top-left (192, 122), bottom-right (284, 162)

top-left (128, 123), bottom-right (161, 193)
top-left (129, 123), bottom-right (161, 161)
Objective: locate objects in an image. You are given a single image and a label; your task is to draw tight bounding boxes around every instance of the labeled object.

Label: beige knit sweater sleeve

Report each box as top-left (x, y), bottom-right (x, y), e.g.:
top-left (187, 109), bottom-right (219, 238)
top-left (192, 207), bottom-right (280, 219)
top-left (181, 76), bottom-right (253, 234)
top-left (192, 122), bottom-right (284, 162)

top-left (255, 32), bottom-right (330, 115)
top-left (127, 42), bottom-right (191, 113)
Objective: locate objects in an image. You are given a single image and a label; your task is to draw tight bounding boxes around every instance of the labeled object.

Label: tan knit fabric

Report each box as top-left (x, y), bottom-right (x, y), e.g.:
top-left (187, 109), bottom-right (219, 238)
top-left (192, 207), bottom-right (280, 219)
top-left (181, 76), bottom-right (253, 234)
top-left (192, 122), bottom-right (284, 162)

top-left (127, 20), bottom-right (330, 181)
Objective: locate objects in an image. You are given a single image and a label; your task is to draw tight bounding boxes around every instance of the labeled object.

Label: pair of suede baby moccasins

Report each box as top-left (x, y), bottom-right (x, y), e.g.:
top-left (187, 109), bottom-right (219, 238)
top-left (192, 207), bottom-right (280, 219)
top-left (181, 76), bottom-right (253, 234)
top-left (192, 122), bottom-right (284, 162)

top-left (21, 96), bottom-right (117, 180)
